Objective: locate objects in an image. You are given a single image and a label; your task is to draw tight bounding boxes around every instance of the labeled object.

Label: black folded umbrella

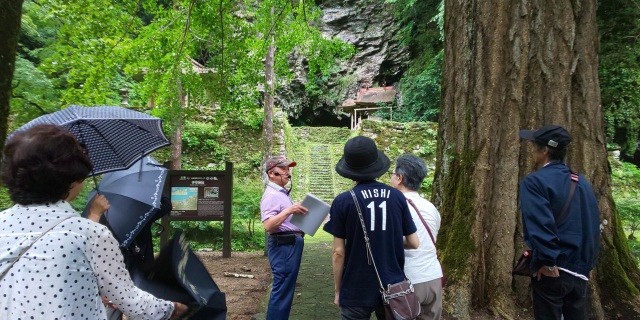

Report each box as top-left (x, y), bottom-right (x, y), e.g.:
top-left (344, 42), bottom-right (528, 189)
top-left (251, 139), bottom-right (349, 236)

top-left (137, 233), bottom-right (227, 320)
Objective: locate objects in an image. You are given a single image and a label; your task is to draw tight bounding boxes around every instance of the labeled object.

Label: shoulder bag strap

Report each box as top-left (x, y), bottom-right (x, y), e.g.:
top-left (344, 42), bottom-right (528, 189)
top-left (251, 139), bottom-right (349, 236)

top-left (556, 171), bottom-right (579, 224)
top-left (350, 190), bottom-right (386, 293)
top-left (0, 215), bottom-right (74, 280)
top-left (406, 198), bottom-right (437, 246)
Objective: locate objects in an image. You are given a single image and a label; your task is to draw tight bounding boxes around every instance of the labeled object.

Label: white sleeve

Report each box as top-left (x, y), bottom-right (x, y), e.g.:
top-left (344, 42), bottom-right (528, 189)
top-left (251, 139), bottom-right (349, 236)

top-left (88, 226), bottom-right (174, 320)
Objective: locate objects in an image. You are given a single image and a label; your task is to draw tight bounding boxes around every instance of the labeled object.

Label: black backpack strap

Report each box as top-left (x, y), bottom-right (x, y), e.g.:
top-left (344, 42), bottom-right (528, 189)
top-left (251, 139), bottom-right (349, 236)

top-left (556, 171), bottom-right (579, 224)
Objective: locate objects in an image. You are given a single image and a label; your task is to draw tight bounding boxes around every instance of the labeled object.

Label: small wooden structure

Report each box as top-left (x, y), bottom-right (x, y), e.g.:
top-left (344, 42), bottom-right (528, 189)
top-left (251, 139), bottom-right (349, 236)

top-left (339, 86), bottom-right (396, 129)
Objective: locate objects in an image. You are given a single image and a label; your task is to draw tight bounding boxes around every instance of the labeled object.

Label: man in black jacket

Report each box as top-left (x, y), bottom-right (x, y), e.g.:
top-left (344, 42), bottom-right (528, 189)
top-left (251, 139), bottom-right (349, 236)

top-left (519, 125), bottom-right (601, 320)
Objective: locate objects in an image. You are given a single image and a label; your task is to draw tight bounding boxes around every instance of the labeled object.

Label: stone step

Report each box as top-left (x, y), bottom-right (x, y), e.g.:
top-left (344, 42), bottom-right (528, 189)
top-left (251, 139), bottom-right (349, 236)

top-left (303, 142), bottom-right (341, 203)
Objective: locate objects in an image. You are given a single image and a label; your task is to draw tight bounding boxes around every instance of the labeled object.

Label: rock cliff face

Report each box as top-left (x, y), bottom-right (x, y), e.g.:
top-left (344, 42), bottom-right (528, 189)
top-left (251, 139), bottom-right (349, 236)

top-left (319, 0), bottom-right (408, 87)
top-left (278, 0), bottom-right (408, 126)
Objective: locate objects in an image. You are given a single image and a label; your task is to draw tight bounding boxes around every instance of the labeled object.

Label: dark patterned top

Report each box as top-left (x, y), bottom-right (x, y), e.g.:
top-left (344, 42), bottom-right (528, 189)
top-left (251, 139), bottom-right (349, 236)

top-left (0, 201), bottom-right (174, 319)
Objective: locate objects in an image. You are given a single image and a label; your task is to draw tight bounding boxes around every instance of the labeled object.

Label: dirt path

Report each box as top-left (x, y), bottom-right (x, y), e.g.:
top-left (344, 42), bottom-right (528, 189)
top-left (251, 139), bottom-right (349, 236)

top-left (197, 234), bottom-right (339, 320)
top-left (197, 237), bottom-right (516, 320)
top-left (197, 251), bottom-right (271, 320)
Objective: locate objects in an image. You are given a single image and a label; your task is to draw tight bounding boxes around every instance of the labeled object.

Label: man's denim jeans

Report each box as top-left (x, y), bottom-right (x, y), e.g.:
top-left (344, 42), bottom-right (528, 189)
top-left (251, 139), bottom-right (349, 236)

top-left (266, 234), bottom-right (304, 320)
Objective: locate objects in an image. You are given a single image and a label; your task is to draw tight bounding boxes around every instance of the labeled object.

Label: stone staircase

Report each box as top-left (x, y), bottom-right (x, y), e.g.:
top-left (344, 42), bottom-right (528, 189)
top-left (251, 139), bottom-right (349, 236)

top-left (307, 144), bottom-right (335, 203)
top-left (288, 126), bottom-right (353, 204)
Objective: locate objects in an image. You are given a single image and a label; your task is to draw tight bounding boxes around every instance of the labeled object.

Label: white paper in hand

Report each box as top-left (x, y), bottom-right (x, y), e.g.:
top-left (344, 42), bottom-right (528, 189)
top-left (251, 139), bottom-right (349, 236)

top-left (290, 193), bottom-right (330, 236)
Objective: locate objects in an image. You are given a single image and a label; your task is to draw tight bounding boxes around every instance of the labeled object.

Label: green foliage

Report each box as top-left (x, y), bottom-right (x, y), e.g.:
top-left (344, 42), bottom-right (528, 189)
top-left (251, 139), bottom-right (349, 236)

top-left (360, 120), bottom-right (438, 197)
top-left (41, 0), bottom-right (138, 106)
top-left (167, 219), bottom-right (265, 251)
top-left (303, 38), bottom-right (356, 98)
top-left (611, 159), bottom-right (640, 266)
top-left (396, 51), bottom-right (442, 122)
top-left (232, 178), bottom-right (264, 238)
top-left (12, 0), bottom-right (352, 136)
top-left (0, 188), bottom-right (11, 210)
top-left (611, 160), bottom-right (640, 241)
top-left (629, 239), bottom-right (640, 267)
top-left (386, 0), bottom-right (443, 122)
top-left (11, 1), bottom-right (62, 129)
top-left (9, 57), bottom-right (59, 129)
top-left (387, 0), bottom-right (443, 50)
top-left (618, 199), bottom-right (640, 239)
top-left (182, 121), bottom-right (227, 161)
top-left (598, 0), bottom-right (640, 156)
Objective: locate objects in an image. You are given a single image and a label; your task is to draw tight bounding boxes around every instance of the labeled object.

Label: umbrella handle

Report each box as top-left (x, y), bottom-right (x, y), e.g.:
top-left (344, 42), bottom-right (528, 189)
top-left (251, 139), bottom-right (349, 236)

top-left (138, 154), bottom-right (144, 182)
top-left (92, 174), bottom-right (101, 193)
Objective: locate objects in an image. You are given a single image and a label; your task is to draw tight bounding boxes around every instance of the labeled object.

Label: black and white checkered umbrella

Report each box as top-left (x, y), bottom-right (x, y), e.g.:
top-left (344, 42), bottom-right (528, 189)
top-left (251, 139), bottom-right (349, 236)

top-left (13, 105), bottom-right (170, 175)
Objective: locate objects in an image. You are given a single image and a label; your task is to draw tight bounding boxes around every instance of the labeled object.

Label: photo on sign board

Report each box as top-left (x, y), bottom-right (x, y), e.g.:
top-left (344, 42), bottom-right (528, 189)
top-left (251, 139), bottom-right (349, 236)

top-left (171, 187), bottom-right (198, 211)
top-left (204, 187), bottom-right (219, 199)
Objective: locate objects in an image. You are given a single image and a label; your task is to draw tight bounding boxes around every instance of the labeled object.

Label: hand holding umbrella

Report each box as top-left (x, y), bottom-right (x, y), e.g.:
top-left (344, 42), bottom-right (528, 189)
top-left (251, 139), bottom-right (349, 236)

top-left (84, 156), bottom-right (168, 248)
top-left (86, 194), bottom-right (111, 223)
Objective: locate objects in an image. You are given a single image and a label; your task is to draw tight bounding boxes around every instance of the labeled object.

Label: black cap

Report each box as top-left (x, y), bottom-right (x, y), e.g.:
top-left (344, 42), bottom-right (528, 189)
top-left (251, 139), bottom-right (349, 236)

top-left (519, 125), bottom-right (572, 149)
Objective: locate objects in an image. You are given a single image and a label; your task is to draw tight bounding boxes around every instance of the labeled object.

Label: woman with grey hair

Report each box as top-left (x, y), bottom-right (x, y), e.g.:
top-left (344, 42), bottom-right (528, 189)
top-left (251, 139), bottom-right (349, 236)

top-left (390, 154), bottom-right (443, 319)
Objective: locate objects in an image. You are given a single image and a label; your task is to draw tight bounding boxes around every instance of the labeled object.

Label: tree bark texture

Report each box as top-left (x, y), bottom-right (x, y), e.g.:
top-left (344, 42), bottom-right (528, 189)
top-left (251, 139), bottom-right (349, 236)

top-left (0, 0), bottom-right (24, 158)
top-left (171, 80), bottom-right (185, 170)
top-left (434, 1), bottom-right (640, 319)
top-left (263, 35), bottom-right (275, 172)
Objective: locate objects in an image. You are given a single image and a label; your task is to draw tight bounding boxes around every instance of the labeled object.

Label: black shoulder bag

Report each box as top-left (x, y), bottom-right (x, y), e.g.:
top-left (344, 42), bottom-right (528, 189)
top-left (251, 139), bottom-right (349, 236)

top-left (512, 171), bottom-right (579, 276)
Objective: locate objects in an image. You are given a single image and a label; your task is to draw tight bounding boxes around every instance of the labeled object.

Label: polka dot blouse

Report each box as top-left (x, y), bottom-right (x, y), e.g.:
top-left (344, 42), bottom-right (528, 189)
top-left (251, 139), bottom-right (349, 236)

top-left (0, 201), bottom-right (174, 319)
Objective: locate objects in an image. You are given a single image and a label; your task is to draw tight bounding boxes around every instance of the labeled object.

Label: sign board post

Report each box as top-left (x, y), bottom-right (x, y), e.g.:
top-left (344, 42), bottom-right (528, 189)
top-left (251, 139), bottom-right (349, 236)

top-left (161, 162), bottom-right (233, 258)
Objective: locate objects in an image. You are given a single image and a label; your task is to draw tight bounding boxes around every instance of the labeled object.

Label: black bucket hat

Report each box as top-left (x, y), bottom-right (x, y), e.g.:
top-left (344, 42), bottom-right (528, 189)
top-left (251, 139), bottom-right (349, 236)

top-left (335, 136), bottom-right (390, 181)
top-left (519, 124), bottom-right (572, 149)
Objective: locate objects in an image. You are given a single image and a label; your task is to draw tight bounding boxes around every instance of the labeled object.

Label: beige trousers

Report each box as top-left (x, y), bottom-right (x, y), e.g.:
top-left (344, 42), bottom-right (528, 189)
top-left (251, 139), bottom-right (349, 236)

top-left (413, 278), bottom-right (443, 320)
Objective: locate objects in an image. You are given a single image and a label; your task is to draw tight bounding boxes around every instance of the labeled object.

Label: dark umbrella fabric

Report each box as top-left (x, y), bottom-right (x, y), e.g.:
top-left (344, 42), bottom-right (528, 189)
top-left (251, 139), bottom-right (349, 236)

top-left (84, 156), bottom-right (168, 248)
top-left (12, 105), bottom-right (170, 175)
top-left (136, 233), bottom-right (227, 320)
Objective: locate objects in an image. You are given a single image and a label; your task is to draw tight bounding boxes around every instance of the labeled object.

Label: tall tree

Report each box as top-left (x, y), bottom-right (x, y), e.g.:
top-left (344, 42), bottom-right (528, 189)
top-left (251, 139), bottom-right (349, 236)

top-left (263, 30), bottom-right (275, 167)
top-left (0, 0), bottom-right (24, 150)
top-left (433, 1), bottom-right (640, 319)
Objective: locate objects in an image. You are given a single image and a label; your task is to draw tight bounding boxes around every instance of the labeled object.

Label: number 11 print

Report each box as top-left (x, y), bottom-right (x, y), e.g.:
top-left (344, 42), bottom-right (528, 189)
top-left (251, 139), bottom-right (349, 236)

top-left (366, 201), bottom-right (387, 231)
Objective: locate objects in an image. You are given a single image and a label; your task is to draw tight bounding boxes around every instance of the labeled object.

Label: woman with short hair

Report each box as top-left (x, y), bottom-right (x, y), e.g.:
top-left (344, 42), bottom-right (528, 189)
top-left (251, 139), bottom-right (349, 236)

top-left (391, 154), bottom-right (443, 319)
top-left (0, 124), bottom-right (187, 320)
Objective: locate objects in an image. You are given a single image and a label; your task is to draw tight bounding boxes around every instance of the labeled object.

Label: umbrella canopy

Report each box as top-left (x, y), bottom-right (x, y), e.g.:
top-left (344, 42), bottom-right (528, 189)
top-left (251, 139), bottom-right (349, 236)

top-left (12, 105), bottom-right (170, 175)
top-left (85, 156), bottom-right (168, 248)
top-left (136, 233), bottom-right (227, 320)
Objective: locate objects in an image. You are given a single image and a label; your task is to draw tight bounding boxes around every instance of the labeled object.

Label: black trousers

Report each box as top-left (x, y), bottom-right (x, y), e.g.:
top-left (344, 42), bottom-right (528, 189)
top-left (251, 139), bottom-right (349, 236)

top-left (531, 271), bottom-right (588, 320)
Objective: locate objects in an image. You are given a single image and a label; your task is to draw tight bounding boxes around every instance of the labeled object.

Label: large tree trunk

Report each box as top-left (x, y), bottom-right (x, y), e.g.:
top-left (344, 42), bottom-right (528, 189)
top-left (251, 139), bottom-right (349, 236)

top-left (0, 0), bottom-right (24, 154)
top-left (434, 1), bottom-right (640, 319)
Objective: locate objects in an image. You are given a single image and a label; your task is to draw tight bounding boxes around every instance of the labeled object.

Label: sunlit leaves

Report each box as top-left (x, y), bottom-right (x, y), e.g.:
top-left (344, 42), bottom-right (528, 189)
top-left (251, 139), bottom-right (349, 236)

top-left (14, 0), bottom-right (352, 133)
